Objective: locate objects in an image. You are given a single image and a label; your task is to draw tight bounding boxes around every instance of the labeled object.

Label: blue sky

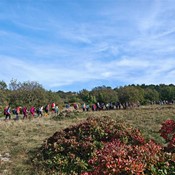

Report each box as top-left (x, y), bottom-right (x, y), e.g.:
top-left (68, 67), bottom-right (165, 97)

top-left (0, 0), bottom-right (175, 92)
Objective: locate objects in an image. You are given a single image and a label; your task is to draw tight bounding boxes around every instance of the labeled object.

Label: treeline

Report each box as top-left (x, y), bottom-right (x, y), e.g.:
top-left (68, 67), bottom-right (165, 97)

top-left (59, 84), bottom-right (175, 107)
top-left (0, 79), bottom-right (175, 110)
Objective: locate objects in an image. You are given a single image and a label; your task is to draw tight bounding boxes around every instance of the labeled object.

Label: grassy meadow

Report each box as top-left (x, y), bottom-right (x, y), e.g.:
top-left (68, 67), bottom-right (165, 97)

top-left (1, 105), bottom-right (175, 175)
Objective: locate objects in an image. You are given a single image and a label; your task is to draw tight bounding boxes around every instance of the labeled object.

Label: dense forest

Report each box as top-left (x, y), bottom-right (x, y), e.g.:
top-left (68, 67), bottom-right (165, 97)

top-left (0, 79), bottom-right (175, 110)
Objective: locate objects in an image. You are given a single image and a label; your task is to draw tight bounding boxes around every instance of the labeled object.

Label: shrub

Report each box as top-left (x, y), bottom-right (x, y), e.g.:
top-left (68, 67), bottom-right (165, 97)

top-left (33, 116), bottom-right (146, 174)
top-left (52, 110), bottom-right (80, 120)
top-left (82, 140), bottom-right (173, 175)
top-left (160, 119), bottom-right (175, 152)
top-left (33, 116), bottom-right (175, 174)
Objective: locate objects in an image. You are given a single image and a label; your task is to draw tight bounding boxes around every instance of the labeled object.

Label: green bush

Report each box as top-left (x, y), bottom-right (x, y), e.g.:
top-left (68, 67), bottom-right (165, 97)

top-left (52, 110), bottom-right (80, 120)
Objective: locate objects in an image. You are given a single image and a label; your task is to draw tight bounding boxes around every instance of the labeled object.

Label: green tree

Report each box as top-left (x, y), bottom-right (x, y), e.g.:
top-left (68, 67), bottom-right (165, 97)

top-left (91, 86), bottom-right (118, 104)
top-left (117, 86), bottom-right (144, 109)
top-left (158, 84), bottom-right (175, 102)
top-left (0, 80), bottom-right (7, 90)
top-left (78, 89), bottom-right (96, 104)
top-left (8, 80), bottom-right (61, 108)
top-left (144, 88), bottom-right (159, 104)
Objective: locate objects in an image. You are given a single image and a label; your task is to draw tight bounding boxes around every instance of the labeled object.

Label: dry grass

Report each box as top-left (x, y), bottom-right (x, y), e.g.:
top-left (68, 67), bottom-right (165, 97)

top-left (0, 115), bottom-right (86, 175)
top-left (0, 105), bottom-right (175, 175)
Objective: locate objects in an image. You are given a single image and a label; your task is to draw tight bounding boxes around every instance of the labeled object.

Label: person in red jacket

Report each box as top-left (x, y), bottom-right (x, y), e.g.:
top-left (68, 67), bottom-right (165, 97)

top-left (30, 106), bottom-right (35, 118)
top-left (51, 102), bottom-right (55, 113)
top-left (22, 106), bottom-right (27, 119)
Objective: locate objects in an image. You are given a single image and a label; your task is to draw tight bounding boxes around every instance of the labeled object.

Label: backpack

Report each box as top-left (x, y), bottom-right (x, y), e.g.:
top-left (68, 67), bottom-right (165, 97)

top-left (22, 107), bottom-right (26, 113)
top-left (51, 103), bottom-right (55, 108)
top-left (45, 105), bottom-right (48, 111)
top-left (4, 108), bottom-right (7, 115)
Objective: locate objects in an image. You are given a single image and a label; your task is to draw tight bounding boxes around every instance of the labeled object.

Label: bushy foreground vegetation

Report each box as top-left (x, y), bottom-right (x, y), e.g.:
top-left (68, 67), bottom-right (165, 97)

top-left (1, 106), bottom-right (175, 175)
top-left (33, 116), bottom-right (175, 175)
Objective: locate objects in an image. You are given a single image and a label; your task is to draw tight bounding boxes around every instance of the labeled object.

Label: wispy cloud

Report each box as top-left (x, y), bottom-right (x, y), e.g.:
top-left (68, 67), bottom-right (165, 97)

top-left (1, 52), bottom-right (175, 91)
top-left (1, 0), bottom-right (175, 91)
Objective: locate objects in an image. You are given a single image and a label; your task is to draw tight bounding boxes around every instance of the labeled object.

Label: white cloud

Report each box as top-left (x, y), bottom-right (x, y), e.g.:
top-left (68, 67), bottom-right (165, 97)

top-left (1, 0), bottom-right (175, 91)
top-left (1, 53), bottom-right (175, 91)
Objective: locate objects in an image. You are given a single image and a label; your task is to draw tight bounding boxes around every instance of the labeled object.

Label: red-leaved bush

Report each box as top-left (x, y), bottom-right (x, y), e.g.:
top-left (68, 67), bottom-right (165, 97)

top-left (160, 119), bottom-right (175, 152)
top-left (81, 140), bottom-right (163, 175)
top-left (33, 116), bottom-right (175, 175)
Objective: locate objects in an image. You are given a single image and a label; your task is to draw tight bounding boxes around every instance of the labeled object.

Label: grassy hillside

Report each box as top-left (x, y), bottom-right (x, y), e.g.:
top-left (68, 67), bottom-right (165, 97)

top-left (0, 105), bottom-right (175, 175)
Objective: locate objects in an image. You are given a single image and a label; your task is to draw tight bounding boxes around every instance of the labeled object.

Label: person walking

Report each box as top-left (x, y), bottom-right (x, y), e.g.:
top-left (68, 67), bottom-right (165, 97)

top-left (4, 106), bottom-right (11, 120)
top-left (30, 106), bottom-right (35, 118)
top-left (51, 102), bottom-right (55, 113)
top-left (55, 105), bottom-right (59, 115)
top-left (38, 106), bottom-right (43, 117)
top-left (22, 106), bottom-right (28, 119)
top-left (44, 104), bottom-right (49, 116)
top-left (86, 104), bottom-right (90, 111)
top-left (82, 103), bottom-right (86, 111)
top-left (15, 106), bottom-right (21, 120)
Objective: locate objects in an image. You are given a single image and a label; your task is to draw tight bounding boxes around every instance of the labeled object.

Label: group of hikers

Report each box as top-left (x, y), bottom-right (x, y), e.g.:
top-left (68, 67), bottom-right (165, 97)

top-left (3, 102), bottom-right (59, 120)
top-left (3, 98), bottom-right (173, 121)
top-left (73, 101), bottom-right (122, 112)
top-left (3, 101), bottom-right (123, 121)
